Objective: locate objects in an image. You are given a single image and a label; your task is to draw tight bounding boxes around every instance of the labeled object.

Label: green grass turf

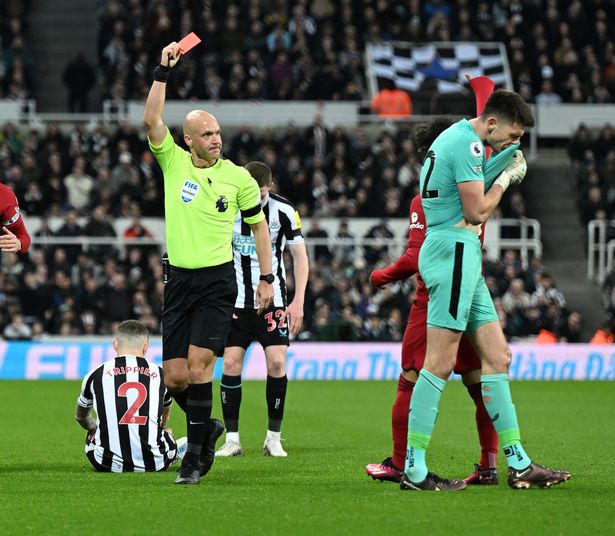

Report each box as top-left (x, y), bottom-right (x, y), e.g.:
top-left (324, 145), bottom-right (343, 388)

top-left (1, 380), bottom-right (613, 535)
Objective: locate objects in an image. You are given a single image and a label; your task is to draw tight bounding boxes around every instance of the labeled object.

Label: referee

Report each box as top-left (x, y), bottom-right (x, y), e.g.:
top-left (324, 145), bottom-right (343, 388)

top-left (144, 41), bottom-right (274, 485)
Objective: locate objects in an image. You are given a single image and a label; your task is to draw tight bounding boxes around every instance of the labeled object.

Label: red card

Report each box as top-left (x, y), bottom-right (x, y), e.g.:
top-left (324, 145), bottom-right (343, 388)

top-left (178, 32), bottom-right (202, 55)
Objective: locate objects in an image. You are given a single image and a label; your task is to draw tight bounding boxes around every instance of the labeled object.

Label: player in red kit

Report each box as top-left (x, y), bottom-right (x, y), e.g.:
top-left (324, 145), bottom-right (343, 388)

top-left (0, 182), bottom-right (31, 253)
top-left (365, 76), bottom-right (499, 485)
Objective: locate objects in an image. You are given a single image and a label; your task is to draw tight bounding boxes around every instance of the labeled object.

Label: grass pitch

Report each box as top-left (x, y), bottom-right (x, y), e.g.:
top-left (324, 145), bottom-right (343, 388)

top-left (1, 380), bottom-right (613, 535)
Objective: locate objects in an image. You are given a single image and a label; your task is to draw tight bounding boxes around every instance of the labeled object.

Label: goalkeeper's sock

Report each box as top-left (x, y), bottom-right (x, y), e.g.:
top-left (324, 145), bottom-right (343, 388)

top-left (185, 382), bottom-right (212, 466)
top-left (266, 374), bottom-right (288, 432)
top-left (405, 369), bottom-right (446, 483)
top-left (220, 374), bottom-right (242, 433)
top-left (466, 382), bottom-right (498, 468)
top-left (481, 374), bottom-right (532, 470)
top-left (391, 374), bottom-right (415, 470)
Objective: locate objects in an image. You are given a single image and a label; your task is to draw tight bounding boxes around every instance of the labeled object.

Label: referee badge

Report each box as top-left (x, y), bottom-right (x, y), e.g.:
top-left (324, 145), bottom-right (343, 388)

top-left (180, 180), bottom-right (199, 203)
top-left (216, 195), bottom-right (229, 212)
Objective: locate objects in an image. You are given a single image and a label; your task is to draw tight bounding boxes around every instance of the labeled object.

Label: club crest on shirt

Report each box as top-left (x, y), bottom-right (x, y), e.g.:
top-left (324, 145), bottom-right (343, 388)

top-left (216, 195), bottom-right (229, 212)
top-left (470, 141), bottom-right (483, 158)
top-left (181, 180), bottom-right (199, 203)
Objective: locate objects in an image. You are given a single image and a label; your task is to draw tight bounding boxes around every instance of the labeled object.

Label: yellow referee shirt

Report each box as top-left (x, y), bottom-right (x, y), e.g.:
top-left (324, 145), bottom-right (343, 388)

top-left (149, 128), bottom-right (264, 268)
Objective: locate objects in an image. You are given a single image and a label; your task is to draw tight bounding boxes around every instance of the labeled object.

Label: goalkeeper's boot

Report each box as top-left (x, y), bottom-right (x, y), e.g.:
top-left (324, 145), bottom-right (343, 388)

top-left (464, 463), bottom-right (499, 485)
top-left (175, 459), bottom-right (201, 485)
top-left (199, 419), bottom-right (225, 476)
top-left (365, 457), bottom-right (403, 483)
top-left (263, 430), bottom-right (288, 457)
top-left (508, 462), bottom-right (571, 489)
top-left (400, 472), bottom-right (467, 491)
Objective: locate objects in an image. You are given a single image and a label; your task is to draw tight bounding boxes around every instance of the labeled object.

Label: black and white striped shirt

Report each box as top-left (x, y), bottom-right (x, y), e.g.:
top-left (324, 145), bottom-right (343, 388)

top-left (232, 193), bottom-right (304, 308)
top-left (77, 355), bottom-right (177, 472)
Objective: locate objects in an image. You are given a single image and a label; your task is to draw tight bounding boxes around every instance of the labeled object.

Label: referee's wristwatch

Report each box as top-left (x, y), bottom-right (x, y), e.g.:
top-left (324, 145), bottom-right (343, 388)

top-left (259, 273), bottom-right (275, 284)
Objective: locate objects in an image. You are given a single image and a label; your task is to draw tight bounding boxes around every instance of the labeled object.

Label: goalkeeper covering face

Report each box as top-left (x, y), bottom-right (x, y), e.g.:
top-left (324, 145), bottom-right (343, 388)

top-left (400, 90), bottom-right (571, 491)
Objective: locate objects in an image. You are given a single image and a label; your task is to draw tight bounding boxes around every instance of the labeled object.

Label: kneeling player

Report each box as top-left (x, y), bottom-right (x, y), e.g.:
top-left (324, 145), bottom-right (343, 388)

top-left (216, 161), bottom-right (309, 457)
top-left (75, 320), bottom-right (187, 472)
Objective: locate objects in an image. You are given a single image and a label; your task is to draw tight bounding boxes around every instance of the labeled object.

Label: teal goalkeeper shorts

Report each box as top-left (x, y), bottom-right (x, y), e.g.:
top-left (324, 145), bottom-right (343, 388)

top-left (418, 227), bottom-right (498, 332)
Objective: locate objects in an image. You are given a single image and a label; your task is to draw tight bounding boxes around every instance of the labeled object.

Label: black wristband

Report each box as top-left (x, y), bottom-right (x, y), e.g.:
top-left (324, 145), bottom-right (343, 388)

top-left (153, 64), bottom-right (170, 83)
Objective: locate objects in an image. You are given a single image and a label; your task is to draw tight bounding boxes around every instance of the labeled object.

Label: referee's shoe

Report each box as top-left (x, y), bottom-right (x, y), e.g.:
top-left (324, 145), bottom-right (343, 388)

top-left (175, 461), bottom-right (201, 485)
top-left (175, 419), bottom-right (225, 484)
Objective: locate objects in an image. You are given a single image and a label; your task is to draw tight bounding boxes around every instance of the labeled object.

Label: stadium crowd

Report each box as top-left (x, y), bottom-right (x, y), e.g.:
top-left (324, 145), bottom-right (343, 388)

top-left (0, 112), bottom-right (579, 341)
top-left (0, 1), bottom-right (593, 341)
top-left (96, 0), bottom-right (615, 106)
top-left (569, 121), bottom-right (615, 341)
top-left (0, 0), bottom-right (32, 100)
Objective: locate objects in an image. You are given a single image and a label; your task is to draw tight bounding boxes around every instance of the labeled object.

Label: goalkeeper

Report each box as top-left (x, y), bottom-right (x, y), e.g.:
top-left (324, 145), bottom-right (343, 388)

top-left (401, 89), bottom-right (571, 491)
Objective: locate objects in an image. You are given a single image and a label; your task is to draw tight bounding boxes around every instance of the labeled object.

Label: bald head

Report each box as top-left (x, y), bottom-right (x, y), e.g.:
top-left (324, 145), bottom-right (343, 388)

top-left (183, 110), bottom-right (218, 137)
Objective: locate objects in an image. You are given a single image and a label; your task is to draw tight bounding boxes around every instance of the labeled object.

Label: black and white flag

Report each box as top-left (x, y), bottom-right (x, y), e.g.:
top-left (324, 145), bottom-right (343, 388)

top-left (367, 42), bottom-right (512, 95)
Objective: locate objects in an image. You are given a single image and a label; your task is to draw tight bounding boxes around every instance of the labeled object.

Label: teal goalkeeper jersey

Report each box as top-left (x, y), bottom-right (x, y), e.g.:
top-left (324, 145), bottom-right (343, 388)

top-left (420, 119), bottom-right (486, 231)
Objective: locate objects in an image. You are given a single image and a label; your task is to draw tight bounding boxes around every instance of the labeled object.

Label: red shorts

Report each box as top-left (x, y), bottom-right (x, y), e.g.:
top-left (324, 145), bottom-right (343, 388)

top-left (401, 305), bottom-right (482, 374)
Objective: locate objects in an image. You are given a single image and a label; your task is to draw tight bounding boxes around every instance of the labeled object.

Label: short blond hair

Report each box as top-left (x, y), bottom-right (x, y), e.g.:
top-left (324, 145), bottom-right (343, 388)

top-left (115, 320), bottom-right (149, 349)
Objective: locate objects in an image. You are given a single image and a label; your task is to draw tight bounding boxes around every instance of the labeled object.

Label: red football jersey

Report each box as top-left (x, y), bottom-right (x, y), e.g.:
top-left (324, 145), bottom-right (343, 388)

top-left (0, 182), bottom-right (31, 252)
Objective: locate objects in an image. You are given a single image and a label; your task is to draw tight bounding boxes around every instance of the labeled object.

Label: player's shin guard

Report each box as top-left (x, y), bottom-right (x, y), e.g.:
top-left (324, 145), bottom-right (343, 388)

top-left (266, 374), bottom-right (288, 432)
top-left (220, 374), bottom-right (242, 433)
top-left (185, 382), bottom-right (213, 466)
top-left (481, 374), bottom-right (531, 470)
top-left (391, 375), bottom-right (414, 470)
top-left (406, 370), bottom-right (446, 482)
top-left (466, 382), bottom-right (498, 468)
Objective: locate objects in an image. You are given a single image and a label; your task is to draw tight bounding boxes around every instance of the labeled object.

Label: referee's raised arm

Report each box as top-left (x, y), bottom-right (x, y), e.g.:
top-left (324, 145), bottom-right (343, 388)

top-left (144, 42), bottom-right (180, 146)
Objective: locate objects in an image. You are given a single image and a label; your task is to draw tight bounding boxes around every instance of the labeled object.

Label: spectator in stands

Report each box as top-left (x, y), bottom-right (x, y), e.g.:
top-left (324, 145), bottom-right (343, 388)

top-left (371, 79), bottom-right (413, 118)
top-left (568, 124), bottom-right (594, 164)
top-left (62, 53), bottom-right (97, 113)
top-left (558, 311), bottom-right (582, 343)
top-left (334, 220), bottom-right (355, 265)
top-left (535, 78), bottom-right (563, 105)
top-left (502, 278), bottom-right (531, 315)
top-left (110, 151), bottom-right (137, 193)
top-left (3, 312), bottom-right (32, 340)
top-left (83, 206), bottom-right (117, 262)
top-left (55, 211), bottom-right (83, 262)
top-left (64, 157), bottom-right (95, 213)
top-left (535, 319), bottom-right (558, 344)
top-left (303, 115), bottom-right (330, 162)
top-left (589, 318), bottom-right (615, 344)
top-left (531, 272), bottom-right (566, 309)
top-left (579, 185), bottom-right (607, 225)
top-left (363, 219), bottom-right (395, 265)
top-left (305, 219), bottom-right (330, 262)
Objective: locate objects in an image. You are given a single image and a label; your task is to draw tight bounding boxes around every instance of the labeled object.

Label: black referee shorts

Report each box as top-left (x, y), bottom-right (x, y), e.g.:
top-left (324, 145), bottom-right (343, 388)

top-left (162, 262), bottom-right (237, 359)
top-left (227, 307), bottom-right (290, 349)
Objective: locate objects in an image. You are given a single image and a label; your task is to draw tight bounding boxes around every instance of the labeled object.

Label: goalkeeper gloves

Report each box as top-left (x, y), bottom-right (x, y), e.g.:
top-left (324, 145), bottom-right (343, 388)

top-left (493, 150), bottom-right (527, 192)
